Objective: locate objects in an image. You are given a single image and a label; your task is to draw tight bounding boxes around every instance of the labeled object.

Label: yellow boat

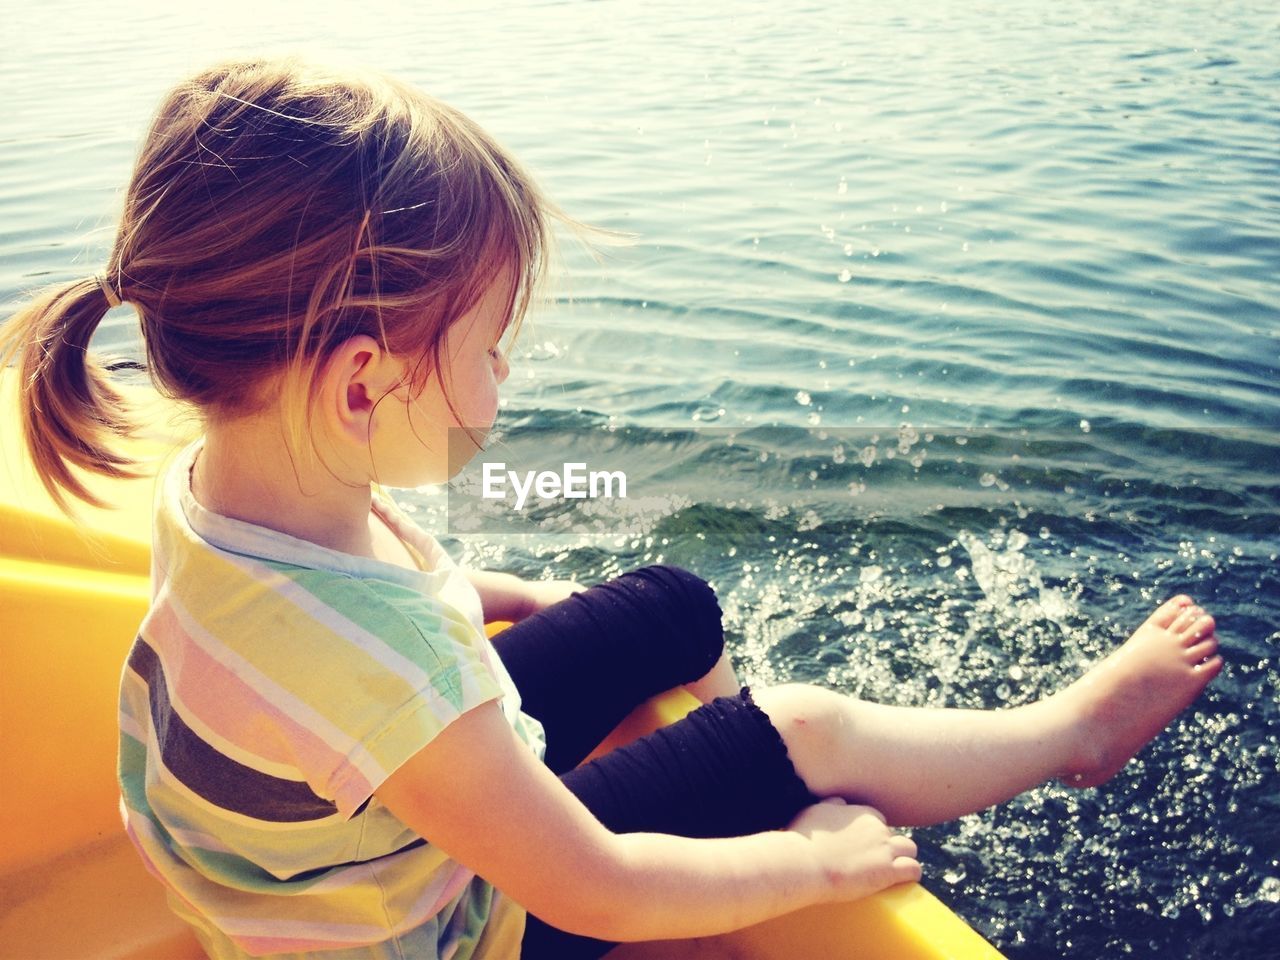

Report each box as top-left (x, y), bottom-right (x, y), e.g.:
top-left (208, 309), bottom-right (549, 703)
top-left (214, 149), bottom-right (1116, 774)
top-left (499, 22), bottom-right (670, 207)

top-left (0, 371), bottom-right (1003, 959)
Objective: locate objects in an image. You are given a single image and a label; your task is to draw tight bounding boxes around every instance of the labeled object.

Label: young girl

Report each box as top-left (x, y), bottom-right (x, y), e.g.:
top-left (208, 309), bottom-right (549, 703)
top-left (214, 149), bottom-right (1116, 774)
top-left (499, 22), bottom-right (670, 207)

top-left (0, 57), bottom-right (1223, 960)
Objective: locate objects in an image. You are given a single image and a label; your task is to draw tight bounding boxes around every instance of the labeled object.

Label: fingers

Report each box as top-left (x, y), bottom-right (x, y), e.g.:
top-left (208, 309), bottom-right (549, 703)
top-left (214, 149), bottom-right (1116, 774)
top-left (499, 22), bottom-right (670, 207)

top-left (887, 833), bottom-right (922, 884)
top-left (893, 855), bottom-right (924, 884)
top-left (792, 798), bottom-right (923, 896)
top-left (889, 833), bottom-right (917, 861)
top-left (860, 808), bottom-right (919, 884)
top-left (849, 803), bottom-right (885, 824)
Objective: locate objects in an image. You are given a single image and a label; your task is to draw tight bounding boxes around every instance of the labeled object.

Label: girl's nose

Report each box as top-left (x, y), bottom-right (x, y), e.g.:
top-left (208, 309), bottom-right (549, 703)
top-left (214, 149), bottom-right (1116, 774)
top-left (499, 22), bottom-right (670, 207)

top-left (493, 351), bottom-right (510, 385)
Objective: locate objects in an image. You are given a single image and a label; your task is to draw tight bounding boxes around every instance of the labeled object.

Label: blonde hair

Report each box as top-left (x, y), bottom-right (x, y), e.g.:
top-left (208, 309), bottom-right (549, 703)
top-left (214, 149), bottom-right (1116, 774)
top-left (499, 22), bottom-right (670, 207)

top-left (0, 56), bottom-right (557, 511)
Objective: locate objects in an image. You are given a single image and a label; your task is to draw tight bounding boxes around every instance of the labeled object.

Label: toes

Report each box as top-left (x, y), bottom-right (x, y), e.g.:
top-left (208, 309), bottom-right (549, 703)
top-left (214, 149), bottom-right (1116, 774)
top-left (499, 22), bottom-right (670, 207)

top-left (1195, 655), bottom-right (1225, 681)
top-left (1171, 606), bottom-right (1210, 638)
top-left (1152, 594), bottom-right (1195, 629)
top-left (1178, 613), bottom-right (1216, 644)
top-left (1185, 635), bottom-right (1219, 664)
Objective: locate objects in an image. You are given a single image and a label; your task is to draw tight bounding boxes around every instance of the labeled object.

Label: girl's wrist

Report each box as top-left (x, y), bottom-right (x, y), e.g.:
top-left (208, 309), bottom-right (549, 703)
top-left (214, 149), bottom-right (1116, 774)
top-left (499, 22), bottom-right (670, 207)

top-left (463, 569), bottom-right (583, 622)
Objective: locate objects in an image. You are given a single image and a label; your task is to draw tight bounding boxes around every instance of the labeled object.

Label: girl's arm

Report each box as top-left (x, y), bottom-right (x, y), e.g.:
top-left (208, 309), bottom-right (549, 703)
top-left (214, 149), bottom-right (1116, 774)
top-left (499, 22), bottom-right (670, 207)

top-left (374, 701), bottom-right (919, 943)
top-left (461, 567), bottom-right (583, 622)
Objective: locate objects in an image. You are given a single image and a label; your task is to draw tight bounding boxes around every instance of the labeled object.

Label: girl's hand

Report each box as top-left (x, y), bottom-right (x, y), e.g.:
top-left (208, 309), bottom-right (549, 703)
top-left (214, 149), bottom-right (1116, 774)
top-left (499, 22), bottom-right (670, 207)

top-left (462, 568), bottom-right (585, 622)
top-left (518, 578), bottom-right (586, 618)
top-left (788, 798), bottom-right (922, 902)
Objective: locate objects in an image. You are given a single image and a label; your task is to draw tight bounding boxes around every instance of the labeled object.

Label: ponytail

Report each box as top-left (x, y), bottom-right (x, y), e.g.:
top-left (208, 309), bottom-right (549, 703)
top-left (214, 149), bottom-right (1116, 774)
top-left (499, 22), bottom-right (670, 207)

top-left (0, 276), bottom-right (138, 513)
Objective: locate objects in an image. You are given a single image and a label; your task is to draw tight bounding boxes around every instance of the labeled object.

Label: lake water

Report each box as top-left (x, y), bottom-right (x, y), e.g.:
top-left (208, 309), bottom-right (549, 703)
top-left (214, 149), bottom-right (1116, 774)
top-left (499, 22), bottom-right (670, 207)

top-left (2, 1), bottom-right (1278, 957)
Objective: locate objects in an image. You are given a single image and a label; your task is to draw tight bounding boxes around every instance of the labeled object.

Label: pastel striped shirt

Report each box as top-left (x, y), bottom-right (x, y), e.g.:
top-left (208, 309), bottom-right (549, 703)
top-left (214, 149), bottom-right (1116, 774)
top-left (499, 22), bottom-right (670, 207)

top-left (118, 442), bottom-right (545, 959)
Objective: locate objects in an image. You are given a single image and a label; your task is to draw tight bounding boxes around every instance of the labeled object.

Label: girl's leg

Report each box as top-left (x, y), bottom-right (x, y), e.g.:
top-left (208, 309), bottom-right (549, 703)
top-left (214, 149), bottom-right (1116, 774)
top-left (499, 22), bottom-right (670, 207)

top-left (683, 647), bottom-right (741, 702)
top-left (753, 595), bottom-right (1222, 826)
top-left (491, 564), bottom-right (733, 773)
top-left (523, 689), bottom-right (820, 960)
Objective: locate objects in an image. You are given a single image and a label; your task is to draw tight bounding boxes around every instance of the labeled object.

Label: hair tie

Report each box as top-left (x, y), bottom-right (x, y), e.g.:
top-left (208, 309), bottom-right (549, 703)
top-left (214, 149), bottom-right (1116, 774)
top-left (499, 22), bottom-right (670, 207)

top-left (96, 274), bottom-right (122, 309)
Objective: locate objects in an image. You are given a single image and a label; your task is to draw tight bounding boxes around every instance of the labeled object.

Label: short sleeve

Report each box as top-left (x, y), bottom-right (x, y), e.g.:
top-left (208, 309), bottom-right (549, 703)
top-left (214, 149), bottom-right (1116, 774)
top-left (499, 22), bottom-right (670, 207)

top-left (278, 572), bottom-right (507, 819)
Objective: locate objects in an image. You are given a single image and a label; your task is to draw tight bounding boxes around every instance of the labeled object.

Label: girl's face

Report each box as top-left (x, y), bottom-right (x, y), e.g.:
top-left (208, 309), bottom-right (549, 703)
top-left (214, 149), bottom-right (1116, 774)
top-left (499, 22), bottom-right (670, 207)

top-left (372, 268), bottom-right (513, 487)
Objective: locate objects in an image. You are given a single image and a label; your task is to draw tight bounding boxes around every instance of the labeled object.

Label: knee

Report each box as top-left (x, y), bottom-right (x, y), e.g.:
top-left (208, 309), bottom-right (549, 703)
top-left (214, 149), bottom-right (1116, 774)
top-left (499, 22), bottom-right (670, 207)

top-left (752, 684), bottom-right (856, 790)
top-left (626, 564), bottom-right (725, 678)
top-left (755, 684), bottom-right (847, 732)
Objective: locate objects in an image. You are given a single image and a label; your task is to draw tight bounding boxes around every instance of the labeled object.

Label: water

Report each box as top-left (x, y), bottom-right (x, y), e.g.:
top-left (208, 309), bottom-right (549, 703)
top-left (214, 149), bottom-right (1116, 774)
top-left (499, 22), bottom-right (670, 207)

top-left (3, 2), bottom-right (1278, 956)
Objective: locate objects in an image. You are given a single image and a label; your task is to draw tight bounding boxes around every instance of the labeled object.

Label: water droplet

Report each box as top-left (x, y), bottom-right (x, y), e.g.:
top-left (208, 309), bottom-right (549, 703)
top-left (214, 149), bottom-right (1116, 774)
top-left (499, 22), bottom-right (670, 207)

top-left (1009, 665), bottom-right (1025, 681)
top-left (795, 390), bottom-right (812, 406)
top-left (979, 472), bottom-right (997, 487)
top-left (1039, 526), bottom-right (1051, 539)
top-left (838, 268), bottom-right (852, 282)
top-left (837, 178), bottom-right (848, 195)
top-left (860, 565), bottom-right (884, 584)
top-left (937, 555), bottom-right (952, 568)
top-left (1080, 419), bottom-right (1091, 433)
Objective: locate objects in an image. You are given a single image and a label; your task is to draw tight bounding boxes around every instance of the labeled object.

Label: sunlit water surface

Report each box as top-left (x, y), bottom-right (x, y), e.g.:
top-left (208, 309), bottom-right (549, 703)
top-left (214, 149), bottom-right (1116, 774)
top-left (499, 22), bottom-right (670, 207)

top-left (3, 2), bottom-right (1278, 957)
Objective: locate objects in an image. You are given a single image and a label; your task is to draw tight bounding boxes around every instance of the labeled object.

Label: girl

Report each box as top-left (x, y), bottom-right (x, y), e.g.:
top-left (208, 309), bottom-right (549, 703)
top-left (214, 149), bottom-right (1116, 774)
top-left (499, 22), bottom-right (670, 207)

top-left (0, 57), bottom-right (1222, 960)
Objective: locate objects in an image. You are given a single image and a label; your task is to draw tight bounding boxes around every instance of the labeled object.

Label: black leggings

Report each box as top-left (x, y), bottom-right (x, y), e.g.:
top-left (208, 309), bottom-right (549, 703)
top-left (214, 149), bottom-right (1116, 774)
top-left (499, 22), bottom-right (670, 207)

top-left (489, 565), bottom-right (817, 960)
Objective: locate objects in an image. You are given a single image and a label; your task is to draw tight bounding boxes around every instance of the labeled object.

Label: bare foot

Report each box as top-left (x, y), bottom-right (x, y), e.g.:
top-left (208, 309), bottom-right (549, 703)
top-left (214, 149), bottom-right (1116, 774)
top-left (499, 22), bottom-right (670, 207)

top-left (1055, 595), bottom-right (1223, 789)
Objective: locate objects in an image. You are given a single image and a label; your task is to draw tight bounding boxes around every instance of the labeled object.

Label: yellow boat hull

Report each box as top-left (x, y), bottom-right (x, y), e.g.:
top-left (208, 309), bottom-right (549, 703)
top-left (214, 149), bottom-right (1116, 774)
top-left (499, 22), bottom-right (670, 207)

top-left (0, 371), bottom-right (1002, 959)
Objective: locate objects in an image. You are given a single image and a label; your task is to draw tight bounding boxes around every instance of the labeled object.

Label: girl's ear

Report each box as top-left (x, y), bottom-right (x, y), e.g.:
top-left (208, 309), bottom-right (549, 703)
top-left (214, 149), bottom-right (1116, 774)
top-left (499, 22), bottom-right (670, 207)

top-left (319, 335), bottom-right (403, 444)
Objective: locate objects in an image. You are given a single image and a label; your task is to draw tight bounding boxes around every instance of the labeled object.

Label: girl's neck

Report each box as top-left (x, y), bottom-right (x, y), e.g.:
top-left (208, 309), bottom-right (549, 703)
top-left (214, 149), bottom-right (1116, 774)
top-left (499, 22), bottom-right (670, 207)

top-left (192, 416), bottom-right (377, 558)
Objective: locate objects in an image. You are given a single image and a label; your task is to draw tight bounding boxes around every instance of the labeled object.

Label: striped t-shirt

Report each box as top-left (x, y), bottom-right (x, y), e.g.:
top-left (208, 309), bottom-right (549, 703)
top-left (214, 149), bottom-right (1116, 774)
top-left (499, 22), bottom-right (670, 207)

top-left (118, 441), bottom-right (546, 959)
